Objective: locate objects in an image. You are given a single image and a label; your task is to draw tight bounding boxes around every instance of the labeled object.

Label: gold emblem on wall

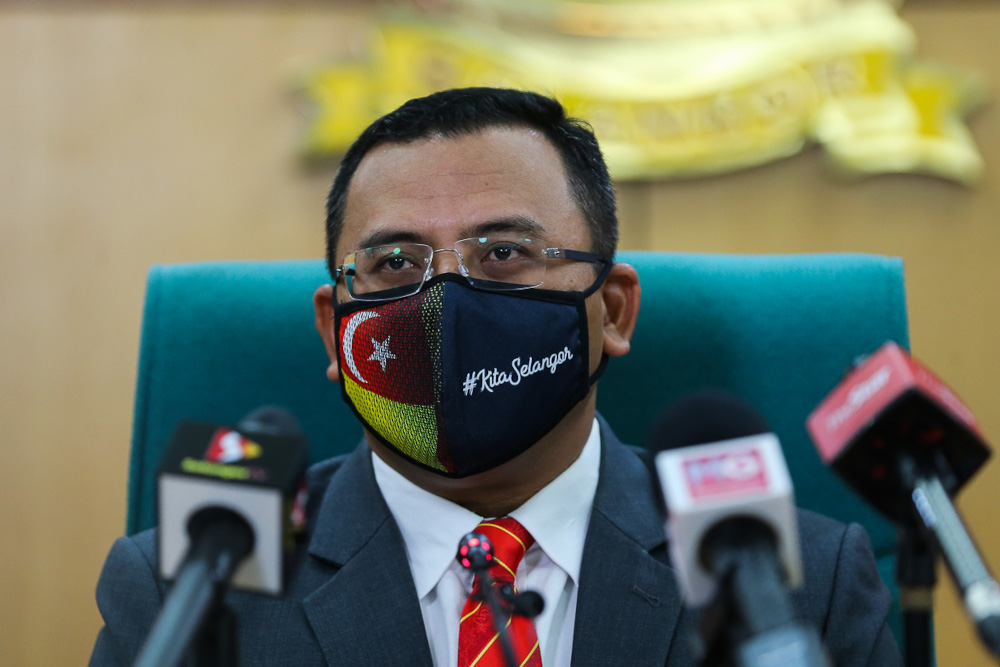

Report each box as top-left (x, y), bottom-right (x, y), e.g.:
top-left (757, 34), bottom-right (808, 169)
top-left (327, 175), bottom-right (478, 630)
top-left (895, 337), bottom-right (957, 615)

top-left (299, 0), bottom-right (987, 183)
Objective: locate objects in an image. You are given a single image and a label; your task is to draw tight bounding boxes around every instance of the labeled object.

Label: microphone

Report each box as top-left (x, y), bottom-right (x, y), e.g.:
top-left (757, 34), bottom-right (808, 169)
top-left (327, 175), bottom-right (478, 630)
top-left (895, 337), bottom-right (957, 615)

top-left (652, 391), bottom-right (830, 667)
top-left (455, 531), bottom-right (545, 667)
top-left (501, 587), bottom-right (545, 620)
top-left (807, 341), bottom-right (1000, 658)
top-left (136, 406), bottom-right (309, 667)
top-left (456, 531), bottom-right (519, 667)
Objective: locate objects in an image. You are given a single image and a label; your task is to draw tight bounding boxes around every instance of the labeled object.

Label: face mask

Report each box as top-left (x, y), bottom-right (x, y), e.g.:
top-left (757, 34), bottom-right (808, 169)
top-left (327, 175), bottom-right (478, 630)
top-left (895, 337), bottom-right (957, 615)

top-left (333, 270), bottom-right (610, 477)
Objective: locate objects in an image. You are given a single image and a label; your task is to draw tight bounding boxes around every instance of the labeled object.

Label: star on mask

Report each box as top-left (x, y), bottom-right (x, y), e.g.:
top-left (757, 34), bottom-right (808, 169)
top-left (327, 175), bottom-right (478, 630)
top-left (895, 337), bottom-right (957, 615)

top-left (368, 336), bottom-right (397, 372)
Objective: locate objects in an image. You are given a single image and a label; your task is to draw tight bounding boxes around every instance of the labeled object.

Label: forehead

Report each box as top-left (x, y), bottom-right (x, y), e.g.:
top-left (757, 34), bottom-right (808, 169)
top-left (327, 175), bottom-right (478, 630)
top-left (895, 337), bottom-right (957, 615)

top-left (338, 126), bottom-right (588, 256)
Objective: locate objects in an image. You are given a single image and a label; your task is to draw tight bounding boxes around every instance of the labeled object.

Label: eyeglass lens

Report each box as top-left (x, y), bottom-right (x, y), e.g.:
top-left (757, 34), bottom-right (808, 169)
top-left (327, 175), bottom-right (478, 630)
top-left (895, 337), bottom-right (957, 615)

top-left (345, 237), bottom-right (546, 298)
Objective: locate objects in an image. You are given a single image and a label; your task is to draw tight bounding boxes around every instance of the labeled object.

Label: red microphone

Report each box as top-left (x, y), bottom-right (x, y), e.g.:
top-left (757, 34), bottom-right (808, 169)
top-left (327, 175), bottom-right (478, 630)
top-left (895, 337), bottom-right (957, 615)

top-left (808, 341), bottom-right (988, 519)
top-left (807, 342), bottom-right (999, 658)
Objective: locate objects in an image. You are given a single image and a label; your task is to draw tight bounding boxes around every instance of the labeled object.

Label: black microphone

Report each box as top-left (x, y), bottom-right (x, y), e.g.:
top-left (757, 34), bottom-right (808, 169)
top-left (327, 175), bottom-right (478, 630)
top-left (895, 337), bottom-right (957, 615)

top-left (651, 391), bottom-right (830, 667)
top-left (455, 532), bottom-right (545, 620)
top-left (457, 531), bottom-right (519, 667)
top-left (808, 342), bottom-right (1000, 659)
top-left (500, 587), bottom-right (545, 620)
top-left (136, 406), bottom-right (309, 667)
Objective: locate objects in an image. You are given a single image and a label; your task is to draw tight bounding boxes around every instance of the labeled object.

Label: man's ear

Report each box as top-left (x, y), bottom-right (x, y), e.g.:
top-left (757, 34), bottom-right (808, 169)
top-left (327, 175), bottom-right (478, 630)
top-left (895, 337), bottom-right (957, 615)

top-left (313, 284), bottom-right (341, 383)
top-left (600, 262), bottom-right (641, 358)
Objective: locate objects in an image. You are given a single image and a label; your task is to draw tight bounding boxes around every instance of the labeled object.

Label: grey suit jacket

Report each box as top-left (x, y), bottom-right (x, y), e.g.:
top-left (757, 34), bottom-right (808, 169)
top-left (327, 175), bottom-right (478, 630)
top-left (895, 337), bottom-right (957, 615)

top-left (90, 421), bottom-right (901, 666)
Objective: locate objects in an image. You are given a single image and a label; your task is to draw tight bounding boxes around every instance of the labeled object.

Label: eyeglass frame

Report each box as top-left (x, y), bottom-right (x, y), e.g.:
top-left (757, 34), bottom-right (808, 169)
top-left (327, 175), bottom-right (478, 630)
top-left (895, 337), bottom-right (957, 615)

top-left (332, 239), bottom-right (612, 302)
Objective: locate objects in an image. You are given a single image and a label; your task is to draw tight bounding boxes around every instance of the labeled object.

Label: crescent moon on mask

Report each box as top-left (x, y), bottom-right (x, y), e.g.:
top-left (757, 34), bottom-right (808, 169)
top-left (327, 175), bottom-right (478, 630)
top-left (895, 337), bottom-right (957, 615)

top-left (342, 311), bottom-right (378, 384)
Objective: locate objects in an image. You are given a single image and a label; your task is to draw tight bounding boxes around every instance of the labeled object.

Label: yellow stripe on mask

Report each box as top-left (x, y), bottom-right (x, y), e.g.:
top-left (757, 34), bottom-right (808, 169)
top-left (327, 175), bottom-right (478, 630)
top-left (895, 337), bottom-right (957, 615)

top-left (344, 377), bottom-right (447, 472)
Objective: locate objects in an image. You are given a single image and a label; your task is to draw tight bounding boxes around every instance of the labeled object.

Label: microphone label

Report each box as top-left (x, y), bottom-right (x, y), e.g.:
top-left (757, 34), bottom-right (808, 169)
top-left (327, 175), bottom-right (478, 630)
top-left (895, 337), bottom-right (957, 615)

top-left (823, 365), bottom-right (892, 432)
top-left (205, 428), bottom-right (263, 463)
top-left (683, 449), bottom-right (767, 498)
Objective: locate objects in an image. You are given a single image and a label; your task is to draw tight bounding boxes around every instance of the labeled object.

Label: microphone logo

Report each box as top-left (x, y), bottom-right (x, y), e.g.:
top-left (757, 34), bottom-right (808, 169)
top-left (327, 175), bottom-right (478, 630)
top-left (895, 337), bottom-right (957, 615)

top-left (205, 429), bottom-right (263, 464)
top-left (683, 448), bottom-right (768, 498)
top-left (824, 365), bottom-right (892, 431)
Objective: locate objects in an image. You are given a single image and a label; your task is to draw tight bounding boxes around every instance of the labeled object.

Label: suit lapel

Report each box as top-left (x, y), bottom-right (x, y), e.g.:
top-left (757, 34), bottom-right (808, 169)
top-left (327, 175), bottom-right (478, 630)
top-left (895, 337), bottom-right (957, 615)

top-left (297, 425), bottom-right (689, 667)
top-left (572, 420), bottom-right (690, 666)
top-left (302, 444), bottom-right (434, 667)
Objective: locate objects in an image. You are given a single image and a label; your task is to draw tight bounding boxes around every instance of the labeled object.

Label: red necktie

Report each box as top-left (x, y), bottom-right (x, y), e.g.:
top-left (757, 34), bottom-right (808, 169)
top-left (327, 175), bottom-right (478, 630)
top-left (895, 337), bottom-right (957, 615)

top-left (457, 518), bottom-right (543, 667)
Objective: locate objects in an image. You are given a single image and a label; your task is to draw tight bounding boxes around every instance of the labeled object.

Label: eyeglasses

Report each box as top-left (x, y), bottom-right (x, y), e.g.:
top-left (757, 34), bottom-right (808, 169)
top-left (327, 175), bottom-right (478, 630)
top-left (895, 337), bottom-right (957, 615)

top-left (333, 236), bottom-right (610, 302)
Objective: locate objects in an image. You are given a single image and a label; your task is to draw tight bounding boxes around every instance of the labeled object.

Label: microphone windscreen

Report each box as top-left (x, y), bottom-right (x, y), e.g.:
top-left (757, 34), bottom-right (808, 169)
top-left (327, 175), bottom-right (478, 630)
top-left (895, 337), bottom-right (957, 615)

top-left (650, 390), bottom-right (770, 453)
top-left (238, 406), bottom-right (302, 437)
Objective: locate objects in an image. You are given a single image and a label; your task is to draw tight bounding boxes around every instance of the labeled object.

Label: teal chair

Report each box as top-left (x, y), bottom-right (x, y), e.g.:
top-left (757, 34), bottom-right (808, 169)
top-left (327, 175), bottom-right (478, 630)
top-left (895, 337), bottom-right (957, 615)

top-left (126, 251), bottom-right (909, 642)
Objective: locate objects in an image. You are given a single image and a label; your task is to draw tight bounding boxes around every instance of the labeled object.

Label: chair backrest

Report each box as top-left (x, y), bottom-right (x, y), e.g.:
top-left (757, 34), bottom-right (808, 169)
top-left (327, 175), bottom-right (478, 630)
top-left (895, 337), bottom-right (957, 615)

top-left (127, 251), bottom-right (909, 638)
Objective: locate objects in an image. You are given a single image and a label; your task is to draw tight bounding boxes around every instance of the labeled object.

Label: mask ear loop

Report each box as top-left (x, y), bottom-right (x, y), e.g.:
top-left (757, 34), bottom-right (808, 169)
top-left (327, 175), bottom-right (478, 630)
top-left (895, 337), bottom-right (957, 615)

top-left (581, 259), bottom-right (614, 298)
top-left (582, 258), bottom-right (614, 384)
top-left (588, 353), bottom-right (610, 385)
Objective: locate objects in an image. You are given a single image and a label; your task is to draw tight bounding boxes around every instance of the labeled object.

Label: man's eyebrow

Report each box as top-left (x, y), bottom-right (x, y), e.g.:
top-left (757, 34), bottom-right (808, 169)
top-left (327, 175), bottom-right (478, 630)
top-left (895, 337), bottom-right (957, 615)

top-left (354, 216), bottom-right (548, 251)
top-left (461, 216), bottom-right (547, 240)
top-left (355, 228), bottom-right (427, 250)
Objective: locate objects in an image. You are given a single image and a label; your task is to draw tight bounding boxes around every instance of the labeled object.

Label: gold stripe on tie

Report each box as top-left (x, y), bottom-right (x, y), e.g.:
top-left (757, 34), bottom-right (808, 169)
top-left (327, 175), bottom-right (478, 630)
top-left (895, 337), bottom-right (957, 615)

top-left (518, 641), bottom-right (540, 667)
top-left (468, 616), bottom-right (514, 667)
top-left (461, 601), bottom-right (482, 623)
top-left (492, 556), bottom-right (517, 580)
top-left (468, 632), bottom-right (500, 667)
top-left (480, 522), bottom-right (527, 552)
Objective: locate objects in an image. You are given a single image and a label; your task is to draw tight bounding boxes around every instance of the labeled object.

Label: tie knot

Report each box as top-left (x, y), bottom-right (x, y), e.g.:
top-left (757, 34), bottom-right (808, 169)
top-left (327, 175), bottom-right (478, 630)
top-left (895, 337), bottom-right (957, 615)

top-left (474, 517), bottom-right (535, 584)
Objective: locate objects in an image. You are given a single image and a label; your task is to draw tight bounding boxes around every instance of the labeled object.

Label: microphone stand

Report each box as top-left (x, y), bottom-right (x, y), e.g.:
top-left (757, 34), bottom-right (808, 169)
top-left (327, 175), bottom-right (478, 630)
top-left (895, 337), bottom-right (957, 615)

top-left (473, 568), bottom-right (519, 667)
top-left (897, 526), bottom-right (936, 667)
top-left (897, 453), bottom-right (1000, 664)
top-left (457, 531), bottom-right (546, 667)
top-left (694, 522), bottom-right (831, 667)
top-left (135, 509), bottom-right (253, 667)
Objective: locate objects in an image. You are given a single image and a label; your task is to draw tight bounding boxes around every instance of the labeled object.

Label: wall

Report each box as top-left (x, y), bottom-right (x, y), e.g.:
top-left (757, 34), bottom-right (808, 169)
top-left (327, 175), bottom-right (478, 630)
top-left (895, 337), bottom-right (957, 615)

top-left (1, 3), bottom-right (997, 665)
top-left (0, 5), bottom-right (359, 664)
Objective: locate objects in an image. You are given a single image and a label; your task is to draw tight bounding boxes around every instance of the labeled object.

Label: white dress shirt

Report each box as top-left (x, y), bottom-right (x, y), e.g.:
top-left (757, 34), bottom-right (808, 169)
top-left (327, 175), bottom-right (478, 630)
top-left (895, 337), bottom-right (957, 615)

top-left (372, 418), bottom-right (602, 667)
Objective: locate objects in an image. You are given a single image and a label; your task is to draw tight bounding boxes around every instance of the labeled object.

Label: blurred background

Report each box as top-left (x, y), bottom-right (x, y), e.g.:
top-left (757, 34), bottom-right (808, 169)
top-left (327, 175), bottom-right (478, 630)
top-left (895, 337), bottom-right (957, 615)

top-left (1, 0), bottom-right (997, 664)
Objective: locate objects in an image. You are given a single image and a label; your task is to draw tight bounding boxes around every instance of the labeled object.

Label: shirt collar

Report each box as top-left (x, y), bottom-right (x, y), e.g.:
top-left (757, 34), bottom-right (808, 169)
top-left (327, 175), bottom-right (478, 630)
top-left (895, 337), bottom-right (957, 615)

top-left (372, 418), bottom-right (602, 599)
top-left (509, 418), bottom-right (600, 586)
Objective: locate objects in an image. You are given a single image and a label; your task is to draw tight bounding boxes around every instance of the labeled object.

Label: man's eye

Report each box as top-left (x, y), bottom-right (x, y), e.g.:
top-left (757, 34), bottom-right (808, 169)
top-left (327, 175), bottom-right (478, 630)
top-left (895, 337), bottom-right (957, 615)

top-left (383, 256), bottom-right (412, 271)
top-left (486, 244), bottom-right (522, 261)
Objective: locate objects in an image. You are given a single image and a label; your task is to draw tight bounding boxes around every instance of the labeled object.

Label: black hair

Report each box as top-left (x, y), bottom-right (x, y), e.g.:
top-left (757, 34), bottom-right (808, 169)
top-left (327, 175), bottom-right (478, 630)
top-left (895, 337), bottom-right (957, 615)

top-left (323, 87), bottom-right (618, 278)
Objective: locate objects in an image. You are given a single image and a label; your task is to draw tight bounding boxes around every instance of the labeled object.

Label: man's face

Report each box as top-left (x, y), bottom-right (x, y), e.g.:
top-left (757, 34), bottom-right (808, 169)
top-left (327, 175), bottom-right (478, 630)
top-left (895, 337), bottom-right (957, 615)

top-left (315, 123), bottom-right (638, 508)
top-left (333, 125), bottom-right (608, 375)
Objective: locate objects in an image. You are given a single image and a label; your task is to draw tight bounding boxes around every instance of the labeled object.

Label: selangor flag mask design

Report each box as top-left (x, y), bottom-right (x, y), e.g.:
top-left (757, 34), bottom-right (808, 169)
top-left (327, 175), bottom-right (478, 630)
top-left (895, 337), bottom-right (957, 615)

top-left (337, 282), bottom-right (448, 472)
top-left (334, 275), bottom-right (598, 477)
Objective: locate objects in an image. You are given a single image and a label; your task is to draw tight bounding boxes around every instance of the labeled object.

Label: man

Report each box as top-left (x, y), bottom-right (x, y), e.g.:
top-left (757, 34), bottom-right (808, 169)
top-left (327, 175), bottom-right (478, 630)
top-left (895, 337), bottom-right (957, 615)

top-left (90, 88), bottom-right (901, 665)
